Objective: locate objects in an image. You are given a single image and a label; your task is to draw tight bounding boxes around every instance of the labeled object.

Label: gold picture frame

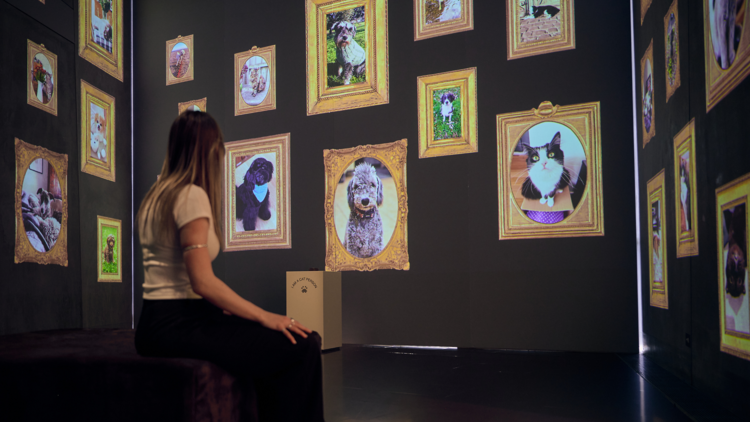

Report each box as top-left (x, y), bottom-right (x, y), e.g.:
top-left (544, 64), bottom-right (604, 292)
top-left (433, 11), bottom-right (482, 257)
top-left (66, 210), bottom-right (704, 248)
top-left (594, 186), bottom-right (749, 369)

top-left (305, 0), bottom-right (389, 115)
top-left (15, 138), bottom-right (68, 266)
top-left (497, 101), bottom-right (603, 240)
top-left (224, 133), bottom-right (291, 251)
top-left (417, 67), bottom-right (478, 159)
top-left (673, 119), bottom-right (698, 257)
top-left (647, 170), bottom-right (668, 309)
top-left (641, 39), bottom-right (655, 147)
top-left (703, 0), bottom-right (750, 111)
top-left (664, 0), bottom-right (681, 103)
top-left (641, 0), bottom-right (653, 25)
top-left (78, 0), bottom-right (124, 81)
top-left (716, 172), bottom-right (750, 361)
top-left (27, 40), bottom-right (58, 116)
top-left (235, 45), bottom-right (276, 116)
top-left (81, 80), bottom-right (116, 182)
top-left (97, 216), bottom-right (122, 282)
top-left (178, 97), bottom-right (207, 115)
top-left (413, 0), bottom-right (474, 41)
top-left (506, 0), bottom-right (575, 60)
top-left (166, 35), bottom-right (194, 86)
top-left (324, 139), bottom-right (409, 271)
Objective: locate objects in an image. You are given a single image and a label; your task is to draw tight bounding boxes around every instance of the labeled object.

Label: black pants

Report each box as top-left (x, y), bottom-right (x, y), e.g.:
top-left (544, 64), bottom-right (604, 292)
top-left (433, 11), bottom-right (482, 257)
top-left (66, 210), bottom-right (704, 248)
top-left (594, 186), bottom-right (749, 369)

top-left (135, 299), bottom-right (324, 422)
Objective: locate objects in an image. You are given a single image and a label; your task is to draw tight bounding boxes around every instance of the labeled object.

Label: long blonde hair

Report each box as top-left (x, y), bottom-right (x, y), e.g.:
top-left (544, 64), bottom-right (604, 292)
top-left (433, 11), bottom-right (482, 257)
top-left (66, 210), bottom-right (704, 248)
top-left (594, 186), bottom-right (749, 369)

top-left (137, 111), bottom-right (225, 245)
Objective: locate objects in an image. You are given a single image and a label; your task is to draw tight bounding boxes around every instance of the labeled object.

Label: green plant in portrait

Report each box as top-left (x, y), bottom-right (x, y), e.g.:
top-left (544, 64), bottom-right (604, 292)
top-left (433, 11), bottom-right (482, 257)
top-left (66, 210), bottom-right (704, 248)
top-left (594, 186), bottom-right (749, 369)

top-left (433, 87), bottom-right (462, 141)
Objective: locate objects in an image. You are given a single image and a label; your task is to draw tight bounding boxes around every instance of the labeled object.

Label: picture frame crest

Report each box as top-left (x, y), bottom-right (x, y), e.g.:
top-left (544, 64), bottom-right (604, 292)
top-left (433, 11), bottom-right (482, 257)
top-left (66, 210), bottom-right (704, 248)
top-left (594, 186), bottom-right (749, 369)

top-left (235, 45), bottom-right (276, 116)
top-left (78, 0), bottom-right (124, 81)
top-left (166, 34), bottom-right (194, 86)
top-left (81, 80), bottom-right (116, 182)
top-left (647, 169), bottom-right (668, 309)
top-left (673, 119), bottom-right (698, 257)
top-left (506, 0), bottom-right (575, 60)
top-left (27, 40), bottom-right (58, 116)
top-left (97, 216), bottom-right (122, 282)
top-left (178, 97), bottom-right (207, 115)
top-left (413, 0), bottom-right (474, 41)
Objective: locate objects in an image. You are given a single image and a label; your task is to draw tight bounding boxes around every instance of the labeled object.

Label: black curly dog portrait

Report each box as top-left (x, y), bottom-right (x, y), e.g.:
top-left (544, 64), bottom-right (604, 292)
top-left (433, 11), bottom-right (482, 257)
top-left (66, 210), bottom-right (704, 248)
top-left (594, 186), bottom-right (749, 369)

top-left (236, 157), bottom-right (274, 231)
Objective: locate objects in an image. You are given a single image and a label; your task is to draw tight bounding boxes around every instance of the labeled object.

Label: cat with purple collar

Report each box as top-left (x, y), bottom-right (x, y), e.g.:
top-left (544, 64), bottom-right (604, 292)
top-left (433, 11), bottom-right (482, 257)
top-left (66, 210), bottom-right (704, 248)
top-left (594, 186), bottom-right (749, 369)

top-left (521, 131), bottom-right (571, 208)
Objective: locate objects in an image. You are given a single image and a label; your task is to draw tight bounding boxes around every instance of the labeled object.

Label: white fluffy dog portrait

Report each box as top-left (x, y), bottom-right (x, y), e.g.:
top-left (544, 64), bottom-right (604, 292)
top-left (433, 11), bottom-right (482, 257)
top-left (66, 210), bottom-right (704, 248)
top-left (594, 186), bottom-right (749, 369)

top-left (440, 92), bottom-right (456, 127)
top-left (90, 112), bottom-right (107, 161)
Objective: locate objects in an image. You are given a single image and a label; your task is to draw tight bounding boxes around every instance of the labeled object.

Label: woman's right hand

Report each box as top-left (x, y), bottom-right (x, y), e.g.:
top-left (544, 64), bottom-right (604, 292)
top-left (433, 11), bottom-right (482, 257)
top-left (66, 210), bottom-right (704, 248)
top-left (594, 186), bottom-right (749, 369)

top-left (260, 311), bottom-right (312, 344)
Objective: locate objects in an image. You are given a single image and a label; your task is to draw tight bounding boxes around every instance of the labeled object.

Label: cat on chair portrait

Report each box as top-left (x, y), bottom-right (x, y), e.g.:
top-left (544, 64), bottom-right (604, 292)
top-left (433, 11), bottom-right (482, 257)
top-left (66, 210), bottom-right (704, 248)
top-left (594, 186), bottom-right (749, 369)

top-left (237, 157), bottom-right (274, 231)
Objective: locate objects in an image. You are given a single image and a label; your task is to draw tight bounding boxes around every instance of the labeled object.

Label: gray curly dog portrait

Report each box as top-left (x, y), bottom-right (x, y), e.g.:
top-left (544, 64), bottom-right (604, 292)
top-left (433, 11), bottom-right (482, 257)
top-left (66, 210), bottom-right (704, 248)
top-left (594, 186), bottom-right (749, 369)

top-left (345, 162), bottom-right (384, 258)
top-left (332, 20), bottom-right (366, 85)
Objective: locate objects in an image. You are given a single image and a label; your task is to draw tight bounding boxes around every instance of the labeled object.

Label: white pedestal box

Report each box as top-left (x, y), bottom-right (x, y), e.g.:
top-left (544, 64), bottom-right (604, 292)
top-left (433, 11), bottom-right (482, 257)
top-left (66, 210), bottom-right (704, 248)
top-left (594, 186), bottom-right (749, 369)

top-left (286, 271), bottom-right (342, 350)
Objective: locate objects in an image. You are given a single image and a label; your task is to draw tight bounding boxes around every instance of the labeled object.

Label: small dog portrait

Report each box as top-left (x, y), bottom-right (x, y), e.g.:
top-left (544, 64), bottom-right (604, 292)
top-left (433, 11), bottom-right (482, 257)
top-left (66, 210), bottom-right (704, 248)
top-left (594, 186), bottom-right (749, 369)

top-left (240, 56), bottom-right (270, 105)
top-left (433, 88), bottom-right (461, 141)
top-left (103, 234), bottom-right (116, 264)
top-left (344, 162), bottom-right (384, 258)
top-left (249, 68), bottom-right (267, 97)
top-left (724, 204), bottom-right (748, 298)
top-left (90, 106), bottom-right (108, 161)
top-left (236, 157), bottom-right (274, 231)
top-left (440, 92), bottom-right (456, 126)
top-left (330, 15), bottom-right (366, 86)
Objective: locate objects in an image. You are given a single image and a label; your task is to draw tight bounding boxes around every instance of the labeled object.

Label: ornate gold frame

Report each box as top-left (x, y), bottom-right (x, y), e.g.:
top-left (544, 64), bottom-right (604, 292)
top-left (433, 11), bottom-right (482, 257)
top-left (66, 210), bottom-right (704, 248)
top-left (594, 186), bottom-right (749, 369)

top-left (166, 34), bottom-right (194, 86)
top-left (81, 80), bottom-right (116, 182)
top-left (97, 215), bottom-right (122, 282)
top-left (413, 0), bottom-right (474, 41)
top-left (716, 172), bottom-right (750, 361)
top-left (641, 0), bottom-right (653, 25)
top-left (673, 119), bottom-right (698, 257)
top-left (664, 0), bottom-right (681, 103)
top-left (703, 0), bottom-right (750, 111)
top-left (647, 170), bottom-right (668, 309)
top-left (324, 139), bottom-right (409, 271)
top-left (223, 133), bottom-right (291, 251)
top-left (178, 97), bottom-right (207, 115)
top-left (641, 39), bottom-right (655, 147)
top-left (496, 101), bottom-right (603, 240)
top-left (417, 67), bottom-right (477, 159)
top-left (506, 0), bottom-right (575, 60)
top-left (27, 40), bottom-right (58, 116)
top-left (78, 0), bottom-right (124, 81)
top-left (235, 45), bottom-right (276, 116)
top-left (306, 0), bottom-right (389, 115)
top-left (15, 138), bottom-right (68, 266)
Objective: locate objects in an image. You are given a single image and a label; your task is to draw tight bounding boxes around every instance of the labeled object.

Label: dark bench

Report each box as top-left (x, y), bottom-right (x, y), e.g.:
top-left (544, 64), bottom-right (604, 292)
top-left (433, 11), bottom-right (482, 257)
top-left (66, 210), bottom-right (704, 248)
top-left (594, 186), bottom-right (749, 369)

top-left (0, 329), bottom-right (257, 422)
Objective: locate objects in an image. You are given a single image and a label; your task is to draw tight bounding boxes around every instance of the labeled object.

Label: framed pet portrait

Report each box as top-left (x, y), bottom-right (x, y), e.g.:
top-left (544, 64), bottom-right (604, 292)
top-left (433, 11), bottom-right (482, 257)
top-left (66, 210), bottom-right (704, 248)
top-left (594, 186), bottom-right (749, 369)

top-left (166, 35), bottom-right (194, 86)
top-left (716, 172), bottom-right (750, 361)
top-left (641, 0), bottom-right (653, 24)
top-left (641, 40), bottom-right (655, 147)
top-left (80, 80), bottom-right (116, 182)
top-left (78, 0), bottom-right (124, 81)
top-left (324, 139), bottom-right (409, 272)
top-left (673, 119), bottom-right (698, 258)
top-left (223, 133), bottom-right (290, 251)
top-left (413, 0), bottom-right (474, 41)
top-left (497, 101), bottom-right (603, 240)
top-left (703, 0), bottom-right (750, 111)
top-left (27, 40), bottom-right (58, 116)
top-left (178, 97), bottom-right (207, 115)
top-left (235, 45), bottom-right (276, 116)
top-left (15, 138), bottom-right (68, 266)
top-left (506, 0), bottom-right (575, 60)
top-left (97, 216), bottom-right (121, 282)
top-left (417, 67), bottom-right (478, 159)
top-left (664, 0), bottom-right (681, 102)
top-left (647, 170), bottom-right (668, 309)
top-left (305, 0), bottom-right (389, 115)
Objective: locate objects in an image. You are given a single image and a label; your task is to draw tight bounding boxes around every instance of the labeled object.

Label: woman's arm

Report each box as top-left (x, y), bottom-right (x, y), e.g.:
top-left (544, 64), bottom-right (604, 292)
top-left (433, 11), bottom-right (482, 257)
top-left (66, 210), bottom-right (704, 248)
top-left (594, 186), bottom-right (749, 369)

top-left (181, 217), bottom-right (311, 344)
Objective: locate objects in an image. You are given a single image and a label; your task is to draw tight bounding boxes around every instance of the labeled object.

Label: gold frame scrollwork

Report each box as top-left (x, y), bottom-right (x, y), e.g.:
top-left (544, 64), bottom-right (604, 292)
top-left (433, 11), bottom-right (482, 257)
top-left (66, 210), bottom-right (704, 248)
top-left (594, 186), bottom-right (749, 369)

top-left (506, 0), bottom-right (575, 60)
top-left (166, 34), bottom-right (194, 86)
top-left (235, 45), bottom-right (276, 116)
top-left (673, 119), bottom-right (698, 257)
top-left (27, 40), bottom-right (58, 116)
top-left (413, 0), bottom-right (474, 41)
top-left (78, 0), bottom-right (124, 81)
top-left (647, 169), bottom-right (668, 309)
top-left (80, 80), bottom-right (116, 182)
top-left (178, 97), bottom-right (207, 115)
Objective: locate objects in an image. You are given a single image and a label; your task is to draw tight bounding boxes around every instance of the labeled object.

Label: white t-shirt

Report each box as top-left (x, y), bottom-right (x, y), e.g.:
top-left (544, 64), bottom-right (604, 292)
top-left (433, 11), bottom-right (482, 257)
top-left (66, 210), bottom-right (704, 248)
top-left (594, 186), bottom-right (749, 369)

top-left (140, 185), bottom-right (220, 300)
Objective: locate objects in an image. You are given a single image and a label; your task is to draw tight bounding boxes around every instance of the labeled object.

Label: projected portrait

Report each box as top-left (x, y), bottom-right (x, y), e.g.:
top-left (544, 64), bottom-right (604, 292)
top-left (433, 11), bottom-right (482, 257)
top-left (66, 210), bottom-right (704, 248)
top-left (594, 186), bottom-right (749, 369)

top-left (497, 101), bottom-right (603, 240)
top-left (166, 35), bottom-right (194, 85)
top-left (78, 0), bottom-right (123, 81)
top-left (716, 172), bottom-right (750, 361)
top-left (177, 97), bottom-right (207, 115)
top-left (97, 216), bottom-right (122, 282)
top-left (664, 0), bottom-right (681, 102)
top-left (81, 80), bottom-right (116, 182)
top-left (506, 0), bottom-right (575, 60)
top-left (414, 0), bottom-right (474, 41)
top-left (641, 40), bottom-right (655, 147)
top-left (324, 140), bottom-right (409, 271)
top-left (235, 45), bottom-right (276, 115)
top-left (15, 139), bottom-right (68, 266)
top-left (673, 120), bottom-right (698, 257)
top-left (27, 40), bottom-right (57, 116)
top-left (224, 133), bottom-right (290, 251)
top-left (703, 0), bottom-right (750, 111)
top-left (326, 6), bottom-right (366, 87)
top-left (647, 169), bottom-right (668, 309)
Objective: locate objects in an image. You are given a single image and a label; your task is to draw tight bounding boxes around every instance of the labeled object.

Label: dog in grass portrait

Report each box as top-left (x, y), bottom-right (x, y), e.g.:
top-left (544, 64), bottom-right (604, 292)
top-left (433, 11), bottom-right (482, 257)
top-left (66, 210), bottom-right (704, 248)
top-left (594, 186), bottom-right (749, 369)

top-left (103, 234), bottom-right (115, 264)
top-left (433, 87), bottom-right (462, 140)
top-left (236, 157), bottom-right (274, 231)
top-left (326, 7), bottom-right (366, 87)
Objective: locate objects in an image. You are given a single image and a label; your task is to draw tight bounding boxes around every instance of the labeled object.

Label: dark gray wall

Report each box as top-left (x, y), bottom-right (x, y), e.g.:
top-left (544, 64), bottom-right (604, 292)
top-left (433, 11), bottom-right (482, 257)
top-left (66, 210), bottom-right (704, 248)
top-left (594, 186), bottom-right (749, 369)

top-left (134, 0), bottom-right (638, 353)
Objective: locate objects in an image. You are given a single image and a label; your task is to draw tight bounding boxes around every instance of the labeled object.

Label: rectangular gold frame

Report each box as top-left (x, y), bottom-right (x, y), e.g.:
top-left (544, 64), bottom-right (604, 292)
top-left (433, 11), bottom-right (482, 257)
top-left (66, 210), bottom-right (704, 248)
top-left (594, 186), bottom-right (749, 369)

top-left (497, 101), bottom-right (603, 240)
top-left (673, 119), bottom-right (698, 257)
top-left (235, 45), bottom-right (276, 116)
top-left (641, 39), bottom-right (656, 147)
top-left (97, 215), bottom-right (122, 282)
top-left (306, 0), bottom-right (389, 115)
top-left (664, 0), bottom-right (681, 103)
top-left (223, 133), bottom-right (291, 251)
top-left (324, 139), bottom-right (409, 271)
top-left (703, 0), bottom-right (750, 111)
top-left (81, 80), bottom-right (116, 182)
top-left (413, 0), bottom-right (474, 41)
top-left (641, 0), bottom-right (653, 24)
top-left (716, 172), bottom-right (750, 361)
top-left (166, 35), bottom-right (194, 86)
top-left (178, 97), bottom-right (207, 115)
top-left (27, 40), bottom-right (58, 116)
top-left (417, 67), bottom-right (478, 159)
top-left (78, 0), bottom-right (124, 81)
top-left (506, 0), bottom-right (575, 60)
top-left (15, 138), bottom-right (68, 266)
top-left (647, 170), bottom-right (668, 309)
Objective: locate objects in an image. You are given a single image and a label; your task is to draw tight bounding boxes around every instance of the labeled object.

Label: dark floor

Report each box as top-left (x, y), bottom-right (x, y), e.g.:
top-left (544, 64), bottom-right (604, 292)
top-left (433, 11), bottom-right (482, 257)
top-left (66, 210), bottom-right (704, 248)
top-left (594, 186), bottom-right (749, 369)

top-left (321, 345), bottom-right (707, 422)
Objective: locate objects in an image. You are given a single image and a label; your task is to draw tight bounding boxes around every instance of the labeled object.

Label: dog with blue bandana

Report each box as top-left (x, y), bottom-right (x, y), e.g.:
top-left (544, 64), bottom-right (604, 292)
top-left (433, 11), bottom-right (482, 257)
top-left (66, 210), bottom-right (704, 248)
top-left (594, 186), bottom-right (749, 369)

top-left (237, 157), bottom-right (274, 231)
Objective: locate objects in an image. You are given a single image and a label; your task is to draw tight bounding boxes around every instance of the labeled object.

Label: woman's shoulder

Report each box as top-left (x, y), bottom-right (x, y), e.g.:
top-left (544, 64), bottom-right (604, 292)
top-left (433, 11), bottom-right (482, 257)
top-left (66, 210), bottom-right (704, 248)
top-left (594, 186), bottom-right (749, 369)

top-left (173, 184), bottom-right (212, 226)
top-left (177, 184), bottom-right (209, 202)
